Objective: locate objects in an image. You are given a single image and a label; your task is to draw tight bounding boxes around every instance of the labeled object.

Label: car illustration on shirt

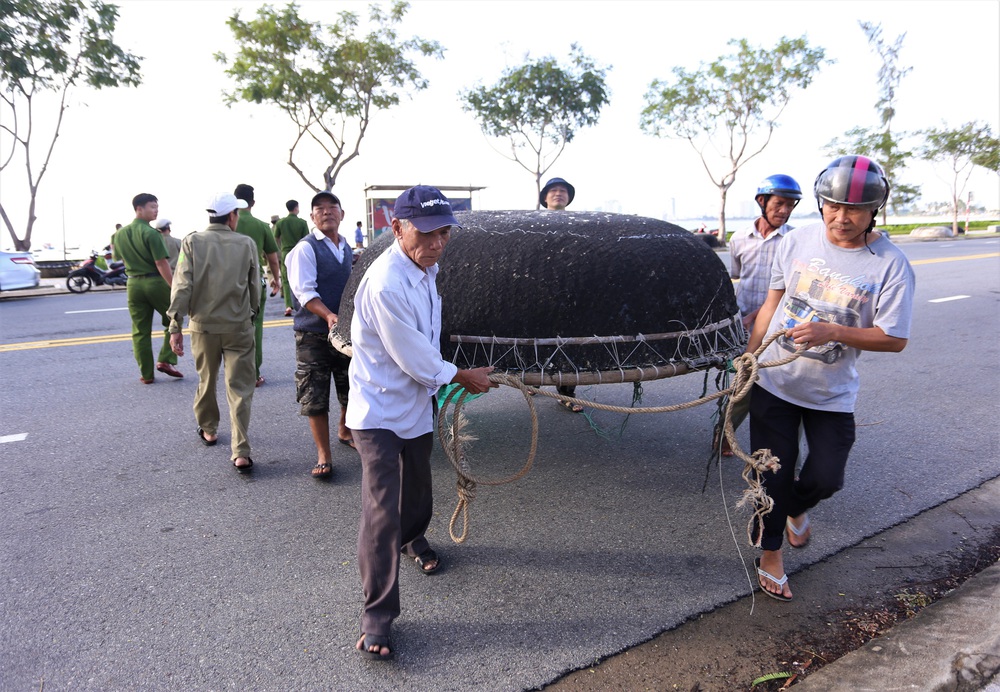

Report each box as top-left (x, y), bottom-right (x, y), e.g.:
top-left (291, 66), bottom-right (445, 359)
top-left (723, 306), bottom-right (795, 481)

top-left (779, 294), bottom-right (860, 364)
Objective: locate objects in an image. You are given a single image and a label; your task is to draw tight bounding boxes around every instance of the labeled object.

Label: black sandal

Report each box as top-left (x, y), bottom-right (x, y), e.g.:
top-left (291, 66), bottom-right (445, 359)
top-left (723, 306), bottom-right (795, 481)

top-left (356, 633), bottom-right (393, 660)
top-left (233, 457), bottom-right (253, 473)
top-left (413, 548), bottom-right (441, 575)
top-left (197, 427), bottom-right (218, 447)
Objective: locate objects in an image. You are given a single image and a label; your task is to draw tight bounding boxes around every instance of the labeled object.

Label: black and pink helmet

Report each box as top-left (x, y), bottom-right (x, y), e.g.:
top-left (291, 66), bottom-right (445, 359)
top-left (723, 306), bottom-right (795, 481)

top-left (813, 155), bottom-right (890, 212)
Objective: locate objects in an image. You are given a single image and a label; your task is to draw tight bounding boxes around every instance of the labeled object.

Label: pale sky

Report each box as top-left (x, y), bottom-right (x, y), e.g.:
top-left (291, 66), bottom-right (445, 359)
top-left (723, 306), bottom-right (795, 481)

top-left (2, 0), bottom-right (999, 254)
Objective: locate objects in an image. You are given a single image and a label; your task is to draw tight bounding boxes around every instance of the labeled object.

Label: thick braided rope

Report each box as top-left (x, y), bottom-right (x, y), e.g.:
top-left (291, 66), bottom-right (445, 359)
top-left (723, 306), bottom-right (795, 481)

top-left (724, 332), bottom-right (808, 545)
top-left (438, 330), bottom-right (807, 545)
top-left (439, 377), bottom-right (540, 542)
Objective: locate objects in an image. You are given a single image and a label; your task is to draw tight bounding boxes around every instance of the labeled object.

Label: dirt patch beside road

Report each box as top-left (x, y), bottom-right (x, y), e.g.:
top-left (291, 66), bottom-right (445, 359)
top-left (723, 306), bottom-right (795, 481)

top-left (544, 478), bottom-right (1000, 691)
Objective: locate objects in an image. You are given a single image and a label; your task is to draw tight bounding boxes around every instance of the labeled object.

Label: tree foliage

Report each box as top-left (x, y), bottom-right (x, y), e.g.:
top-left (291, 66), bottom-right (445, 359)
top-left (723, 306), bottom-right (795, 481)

top-left (972, 134), bottom-right (1000, 177)
top-left (918, 121), bottom-right (995, 234)
top-left (826, 127), bottom-right (920, 215)
top-left (826, 22), bottom-right (917, 223)
top-left (640, 36), bottom-right (828, 237)
top-left (216, 1), bottom-right (442, 193)
top-left (460, 44), bottom-right (610, 208)
top-left (0, 0), bottom-right (142, 251)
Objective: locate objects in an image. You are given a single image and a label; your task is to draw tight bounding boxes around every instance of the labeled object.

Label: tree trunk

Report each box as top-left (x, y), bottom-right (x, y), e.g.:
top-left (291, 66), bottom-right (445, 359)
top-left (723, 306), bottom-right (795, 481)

top-left (717, 186), bottom-right (729, 247)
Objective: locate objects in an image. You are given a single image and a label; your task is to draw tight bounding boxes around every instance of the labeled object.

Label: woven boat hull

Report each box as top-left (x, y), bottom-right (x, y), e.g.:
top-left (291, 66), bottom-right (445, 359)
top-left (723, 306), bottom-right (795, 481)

top-left (333, 210), bottom-right (745, 384)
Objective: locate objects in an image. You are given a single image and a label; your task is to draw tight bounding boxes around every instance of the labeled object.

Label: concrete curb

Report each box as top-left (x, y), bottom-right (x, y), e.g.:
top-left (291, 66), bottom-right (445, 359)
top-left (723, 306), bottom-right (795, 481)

top-left (795, 562), bottom-right (1000, 691)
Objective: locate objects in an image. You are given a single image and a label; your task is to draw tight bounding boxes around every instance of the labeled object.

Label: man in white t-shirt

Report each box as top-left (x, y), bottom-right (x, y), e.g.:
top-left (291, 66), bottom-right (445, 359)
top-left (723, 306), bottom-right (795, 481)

top-left (746, 156), bottom-right (915, 602)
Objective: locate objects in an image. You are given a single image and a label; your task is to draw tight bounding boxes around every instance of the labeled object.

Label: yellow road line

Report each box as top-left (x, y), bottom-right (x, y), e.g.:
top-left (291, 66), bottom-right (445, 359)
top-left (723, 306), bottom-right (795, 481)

top-left (909, 252), bottom-right (999, 265)
top-left (0, 319), bottom-right (294, 352)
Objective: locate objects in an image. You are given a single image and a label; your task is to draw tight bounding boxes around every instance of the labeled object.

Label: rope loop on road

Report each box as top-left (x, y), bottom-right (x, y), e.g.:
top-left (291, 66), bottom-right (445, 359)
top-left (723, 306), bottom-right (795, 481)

top-left (438, 329), bottom-right (807, 546)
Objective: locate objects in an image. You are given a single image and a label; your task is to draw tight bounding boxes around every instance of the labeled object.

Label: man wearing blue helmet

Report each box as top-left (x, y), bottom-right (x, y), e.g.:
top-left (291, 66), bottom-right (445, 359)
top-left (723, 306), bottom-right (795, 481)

top-left (730, 174), bottom-right (802, 331)
top-left (714, 175), bottom-right (802, 456)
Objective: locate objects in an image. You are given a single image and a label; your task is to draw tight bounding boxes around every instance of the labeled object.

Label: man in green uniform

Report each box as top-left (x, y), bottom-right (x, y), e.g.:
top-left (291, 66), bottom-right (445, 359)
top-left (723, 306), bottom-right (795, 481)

top-left (113, 192), bottom-right (182, 384)
top-left (233, 183), bottom-right (282, 386)
top-left (168, 192), bottom-right (261, 473)
top-left (273, 199), bottom-right (309, 317)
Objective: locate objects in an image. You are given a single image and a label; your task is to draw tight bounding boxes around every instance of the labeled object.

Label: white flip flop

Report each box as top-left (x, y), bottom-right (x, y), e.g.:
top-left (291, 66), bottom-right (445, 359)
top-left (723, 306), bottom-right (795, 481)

top-left (755, 557), bottom-right (792, 602)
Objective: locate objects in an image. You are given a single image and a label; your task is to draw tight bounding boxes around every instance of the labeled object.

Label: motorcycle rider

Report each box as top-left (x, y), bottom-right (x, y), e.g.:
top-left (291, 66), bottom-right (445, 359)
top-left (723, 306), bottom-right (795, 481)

top-left (95, 246), bottom-right (114, 272)
top-left (67, 248), bottom-right (127, 292)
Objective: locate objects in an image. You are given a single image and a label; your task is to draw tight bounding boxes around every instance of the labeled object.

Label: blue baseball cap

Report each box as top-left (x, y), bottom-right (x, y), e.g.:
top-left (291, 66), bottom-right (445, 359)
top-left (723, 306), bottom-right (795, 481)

top-left (393, 186), bottom-right (461, 233)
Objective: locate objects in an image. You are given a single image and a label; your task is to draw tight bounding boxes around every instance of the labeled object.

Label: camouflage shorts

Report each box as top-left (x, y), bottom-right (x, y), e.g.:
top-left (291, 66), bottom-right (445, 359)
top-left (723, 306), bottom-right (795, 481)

top-left (294, 330), bottom-right (351, 416)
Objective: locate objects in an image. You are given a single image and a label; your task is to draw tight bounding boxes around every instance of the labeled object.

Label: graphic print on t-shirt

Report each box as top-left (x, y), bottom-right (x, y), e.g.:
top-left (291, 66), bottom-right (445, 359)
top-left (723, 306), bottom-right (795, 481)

top-left (777, 256), bottom-right (880, 364)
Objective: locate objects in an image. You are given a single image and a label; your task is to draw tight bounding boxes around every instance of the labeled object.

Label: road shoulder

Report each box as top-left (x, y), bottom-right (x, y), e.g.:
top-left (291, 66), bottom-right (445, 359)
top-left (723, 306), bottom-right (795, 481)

top-left (546, 476), bottom-right (1000, 691)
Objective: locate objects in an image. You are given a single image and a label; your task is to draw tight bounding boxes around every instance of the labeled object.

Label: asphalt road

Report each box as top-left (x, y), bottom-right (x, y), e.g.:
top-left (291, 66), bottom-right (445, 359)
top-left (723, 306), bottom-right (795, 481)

top-left (0, 236), bottom-right (998, 691)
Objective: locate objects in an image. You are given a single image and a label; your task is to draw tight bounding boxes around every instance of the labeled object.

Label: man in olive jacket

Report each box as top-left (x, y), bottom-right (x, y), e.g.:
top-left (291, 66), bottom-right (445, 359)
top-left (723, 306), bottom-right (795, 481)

top-left (168, 193), bottom-right (261, 472)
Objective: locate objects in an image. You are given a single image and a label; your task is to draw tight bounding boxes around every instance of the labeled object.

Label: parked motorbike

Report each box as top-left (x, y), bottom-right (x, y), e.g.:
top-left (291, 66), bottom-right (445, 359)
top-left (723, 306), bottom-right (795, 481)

top-left (66, 252), bottom-right (128, 293)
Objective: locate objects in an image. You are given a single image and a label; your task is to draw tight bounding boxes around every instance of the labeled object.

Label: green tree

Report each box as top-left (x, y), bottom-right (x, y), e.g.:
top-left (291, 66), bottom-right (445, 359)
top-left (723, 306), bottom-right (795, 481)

top-left (460, 44), bottom-right (610, 208)
top-left (826, 127), bottom-right (920, 215)
top-left (972, 134), bottom-right (1000, 177)
top-left (826, 22), bottom-right (918, 222)
top-left (640, 36), bottom-right (829, 239)
top-left (0, 0), bottom-right (142, 251)
top-left (918, 121), bottom-right (995, 235)
top-left (216, 1), bottom-right (442, 193)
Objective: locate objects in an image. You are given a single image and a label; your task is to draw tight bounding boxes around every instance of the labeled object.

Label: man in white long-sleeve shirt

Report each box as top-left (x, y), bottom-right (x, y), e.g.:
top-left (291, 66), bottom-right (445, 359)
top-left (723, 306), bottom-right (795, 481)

top-left (347, 186), bottom-right (496, 661)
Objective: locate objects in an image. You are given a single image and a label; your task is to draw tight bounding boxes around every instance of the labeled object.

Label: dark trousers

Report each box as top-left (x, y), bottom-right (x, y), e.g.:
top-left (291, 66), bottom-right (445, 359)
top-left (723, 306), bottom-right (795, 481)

top-left (749, 384), bottom-right (856, 551)
top-left (355, 427), bottom-right (434, 637)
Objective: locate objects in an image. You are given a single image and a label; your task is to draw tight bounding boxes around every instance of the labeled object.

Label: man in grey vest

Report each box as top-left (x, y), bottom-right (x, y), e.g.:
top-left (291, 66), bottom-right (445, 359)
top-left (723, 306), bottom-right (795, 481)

top-left (285, 191), bottom-right (355, 479)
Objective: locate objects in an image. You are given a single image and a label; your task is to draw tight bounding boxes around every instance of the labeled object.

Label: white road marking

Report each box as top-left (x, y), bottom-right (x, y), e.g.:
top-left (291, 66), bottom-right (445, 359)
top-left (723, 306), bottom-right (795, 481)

top-left (929, 295), bottom-right (971, 303)
top-left (65, 307), bottom-right (129, 314)
top-left (0, 433), bottom-right (28, 443)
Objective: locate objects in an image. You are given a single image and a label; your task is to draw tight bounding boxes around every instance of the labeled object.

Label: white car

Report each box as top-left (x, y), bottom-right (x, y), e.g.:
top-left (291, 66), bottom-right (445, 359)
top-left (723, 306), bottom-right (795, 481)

top-left (0, 250), bottom-right (41, 292)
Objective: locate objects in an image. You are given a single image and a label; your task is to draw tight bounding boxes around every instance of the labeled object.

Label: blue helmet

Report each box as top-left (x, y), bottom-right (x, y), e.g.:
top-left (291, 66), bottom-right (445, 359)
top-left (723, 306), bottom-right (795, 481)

top-left (756, 174), bottom-right (802, 200)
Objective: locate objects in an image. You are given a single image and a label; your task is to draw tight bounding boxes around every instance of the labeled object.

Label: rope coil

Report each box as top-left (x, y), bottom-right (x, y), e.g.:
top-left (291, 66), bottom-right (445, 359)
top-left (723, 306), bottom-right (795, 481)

top-left (438, 330), bottom-right (806, 546)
